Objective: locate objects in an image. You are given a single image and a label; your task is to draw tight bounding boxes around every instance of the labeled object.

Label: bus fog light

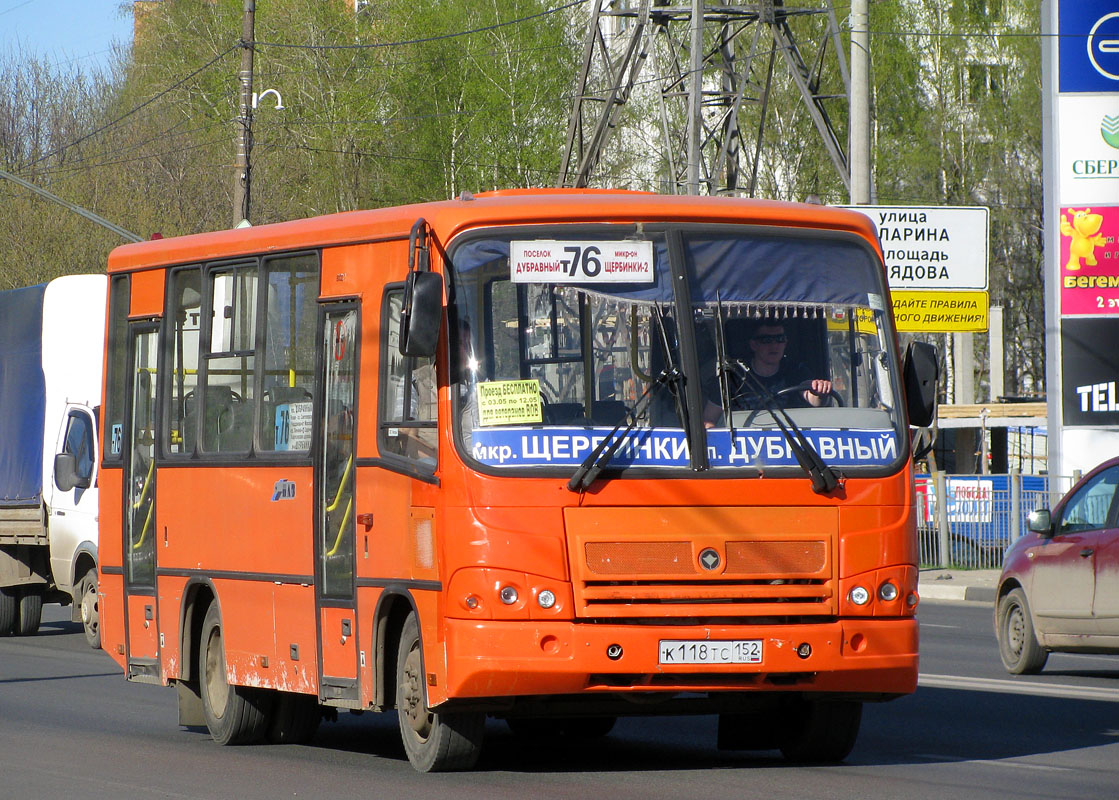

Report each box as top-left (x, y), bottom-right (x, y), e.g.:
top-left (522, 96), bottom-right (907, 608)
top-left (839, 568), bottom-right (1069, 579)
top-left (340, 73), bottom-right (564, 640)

top-left (907, 592), bottom-right (919, 607)
top-left (878, 582), bottom-right (899, 602)
top-left (537, 590), bottom-right (556, 609)
top-left (849, 586), bottom-right (870, 606)
top-left (464, 595), bottom-right (479, 610)
top-left (499, 585), bottom-right (519, 605)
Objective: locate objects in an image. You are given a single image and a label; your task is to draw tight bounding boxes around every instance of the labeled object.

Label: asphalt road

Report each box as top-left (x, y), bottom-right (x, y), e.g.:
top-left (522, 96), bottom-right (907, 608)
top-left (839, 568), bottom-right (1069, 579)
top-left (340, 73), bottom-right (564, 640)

top-left (2, 601), bottom-right (1118, 800)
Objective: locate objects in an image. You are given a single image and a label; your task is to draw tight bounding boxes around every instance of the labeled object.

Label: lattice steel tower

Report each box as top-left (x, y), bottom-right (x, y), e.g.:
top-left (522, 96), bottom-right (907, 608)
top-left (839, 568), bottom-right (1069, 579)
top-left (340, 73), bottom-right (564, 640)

top-left (559, 0), bottom-right (853, 197)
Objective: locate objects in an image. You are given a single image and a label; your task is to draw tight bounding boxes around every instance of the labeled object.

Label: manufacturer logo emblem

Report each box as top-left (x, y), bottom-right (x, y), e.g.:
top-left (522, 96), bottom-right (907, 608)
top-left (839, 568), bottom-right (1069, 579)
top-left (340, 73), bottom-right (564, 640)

top-left (271, 480), bottom-right (296, 501)
top-left (698, 548), bottom-right (722, 571)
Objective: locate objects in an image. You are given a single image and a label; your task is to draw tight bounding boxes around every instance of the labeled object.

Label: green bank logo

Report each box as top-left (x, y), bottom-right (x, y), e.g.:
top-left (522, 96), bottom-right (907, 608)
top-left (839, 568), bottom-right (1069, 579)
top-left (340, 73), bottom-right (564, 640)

top-left (1104, 115), bottom-right (1119, 149)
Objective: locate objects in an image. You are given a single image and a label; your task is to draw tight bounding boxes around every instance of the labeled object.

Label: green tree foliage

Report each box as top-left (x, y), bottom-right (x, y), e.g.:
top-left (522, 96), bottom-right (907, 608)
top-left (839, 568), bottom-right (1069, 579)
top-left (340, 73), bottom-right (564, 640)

top-left (870, 0), bottom-right (1043, 397)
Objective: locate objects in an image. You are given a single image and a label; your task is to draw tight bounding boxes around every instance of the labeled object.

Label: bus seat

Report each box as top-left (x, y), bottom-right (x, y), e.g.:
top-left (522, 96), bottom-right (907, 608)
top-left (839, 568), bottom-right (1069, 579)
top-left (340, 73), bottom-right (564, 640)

top-left (591, 400), bottom-right (628, 425)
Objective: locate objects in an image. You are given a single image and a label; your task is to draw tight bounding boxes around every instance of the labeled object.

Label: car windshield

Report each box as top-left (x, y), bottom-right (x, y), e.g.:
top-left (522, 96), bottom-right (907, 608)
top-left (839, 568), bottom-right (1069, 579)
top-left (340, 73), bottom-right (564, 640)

top-left (447, 224), bottom-right (905, 477)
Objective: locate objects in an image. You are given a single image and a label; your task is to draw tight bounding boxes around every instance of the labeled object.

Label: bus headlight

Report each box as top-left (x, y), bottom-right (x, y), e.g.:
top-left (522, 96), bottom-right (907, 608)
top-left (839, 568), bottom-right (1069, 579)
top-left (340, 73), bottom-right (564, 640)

top-left (537, 589), bottom-right (556, 609)
top-left (849, 585), bottom-right (870, 606)
top-left (878, 581), bottom-right (899, 602)
top-left (499, 585), bottom-right (519, 605)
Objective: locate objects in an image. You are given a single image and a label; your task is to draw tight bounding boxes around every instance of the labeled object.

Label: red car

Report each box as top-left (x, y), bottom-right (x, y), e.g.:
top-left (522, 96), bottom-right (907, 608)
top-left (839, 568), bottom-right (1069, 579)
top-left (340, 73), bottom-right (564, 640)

top-left (995, 457), bottom-right (1119, 674)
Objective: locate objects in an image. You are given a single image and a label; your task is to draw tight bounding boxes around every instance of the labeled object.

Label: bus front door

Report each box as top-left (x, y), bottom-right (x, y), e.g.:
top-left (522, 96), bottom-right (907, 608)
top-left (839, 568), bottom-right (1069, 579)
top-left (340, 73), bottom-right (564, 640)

top-left (122, 323), bottom-right (160, 681)
top-left (316, 305), bottom-right (360, 704)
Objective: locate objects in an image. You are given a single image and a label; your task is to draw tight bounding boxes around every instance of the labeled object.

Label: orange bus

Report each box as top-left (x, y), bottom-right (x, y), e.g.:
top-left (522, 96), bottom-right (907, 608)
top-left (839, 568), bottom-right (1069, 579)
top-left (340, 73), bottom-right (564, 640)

top-left (98, 190), bottom-right (938, 771)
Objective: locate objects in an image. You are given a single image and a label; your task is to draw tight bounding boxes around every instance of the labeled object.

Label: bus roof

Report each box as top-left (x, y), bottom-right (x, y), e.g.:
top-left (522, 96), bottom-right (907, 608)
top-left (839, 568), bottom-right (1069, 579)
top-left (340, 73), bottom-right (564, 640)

top-left (106, 190), bottom-right (881, 273)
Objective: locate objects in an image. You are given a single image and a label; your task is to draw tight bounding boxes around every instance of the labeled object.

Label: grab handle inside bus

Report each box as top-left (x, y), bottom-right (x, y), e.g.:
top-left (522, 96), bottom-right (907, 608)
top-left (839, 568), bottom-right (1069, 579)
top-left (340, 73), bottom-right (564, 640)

top-left (400, 218), bottom-right (443, 358)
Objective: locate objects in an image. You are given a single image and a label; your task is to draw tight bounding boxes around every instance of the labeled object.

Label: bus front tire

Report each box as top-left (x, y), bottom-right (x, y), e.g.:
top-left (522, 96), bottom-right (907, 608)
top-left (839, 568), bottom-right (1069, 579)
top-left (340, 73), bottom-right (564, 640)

top-left (395, 613), bottom-right (483, 772)
top-left (779, 699), bottom-right (862, 763)
top-left (199, 603), bottom-right (272, 745)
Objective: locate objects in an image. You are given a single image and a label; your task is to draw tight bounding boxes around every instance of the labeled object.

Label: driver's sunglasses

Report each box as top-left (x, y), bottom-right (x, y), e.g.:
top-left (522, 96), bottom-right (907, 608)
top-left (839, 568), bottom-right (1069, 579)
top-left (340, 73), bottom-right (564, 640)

top-left (752, 334), bottom-right (787, 344)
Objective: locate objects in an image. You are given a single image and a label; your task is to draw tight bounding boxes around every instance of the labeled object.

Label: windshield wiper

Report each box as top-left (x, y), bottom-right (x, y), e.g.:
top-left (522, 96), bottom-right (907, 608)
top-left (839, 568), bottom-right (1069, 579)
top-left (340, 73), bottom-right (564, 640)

top-left (568, 304), bottom-right (685, 493)
top-left (729, 361), bottom-right (840, 495)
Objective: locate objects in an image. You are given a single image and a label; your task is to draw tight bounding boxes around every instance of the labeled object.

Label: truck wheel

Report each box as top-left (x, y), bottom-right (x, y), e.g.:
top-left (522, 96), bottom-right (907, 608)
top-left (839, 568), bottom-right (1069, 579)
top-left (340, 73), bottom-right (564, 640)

top-left (396, 613), bottom-right (484, 772)
top-left (77, 570), bottom-right (100, 648)
top-left (198, 603), bottom-right (272, 745)
top-left (779, 699), bottom-right (862, 763)
top-left (0, 587), bottom-right (16, 636)
top-left (16, 586), bottom-right (42, 635)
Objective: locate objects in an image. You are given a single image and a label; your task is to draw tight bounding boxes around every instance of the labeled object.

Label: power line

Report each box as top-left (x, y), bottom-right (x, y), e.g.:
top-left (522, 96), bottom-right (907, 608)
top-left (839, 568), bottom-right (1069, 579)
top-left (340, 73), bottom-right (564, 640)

top-left (19, 45), bottom-right (238, 172)
top-left (254, 0), bottom-right (587, 51)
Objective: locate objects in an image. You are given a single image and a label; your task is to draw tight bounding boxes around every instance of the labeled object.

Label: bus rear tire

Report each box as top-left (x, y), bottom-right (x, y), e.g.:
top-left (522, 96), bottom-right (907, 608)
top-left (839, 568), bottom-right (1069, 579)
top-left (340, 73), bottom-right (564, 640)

top-left (0, 587), bottom-right (16, 636)
top-left (77, 570), bottom-right (100, 649)
top-left (199, 603), bottom-right (272, 745)
top-left (16, 585), bottom-right (42, 635)
top-left (268, 692), bottom-right (321, 744)
top-left (779, 699), bottom-right (862, 763)
top-left (396, 613), bottom-right (484, 772)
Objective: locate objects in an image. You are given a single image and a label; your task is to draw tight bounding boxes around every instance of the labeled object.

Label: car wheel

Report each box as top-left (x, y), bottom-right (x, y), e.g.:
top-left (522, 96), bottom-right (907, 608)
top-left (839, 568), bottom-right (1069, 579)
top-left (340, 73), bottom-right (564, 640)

top-left (77, 570), bottom-right (100, 649)
top-left (997, 587), bottom-right (1048, 675)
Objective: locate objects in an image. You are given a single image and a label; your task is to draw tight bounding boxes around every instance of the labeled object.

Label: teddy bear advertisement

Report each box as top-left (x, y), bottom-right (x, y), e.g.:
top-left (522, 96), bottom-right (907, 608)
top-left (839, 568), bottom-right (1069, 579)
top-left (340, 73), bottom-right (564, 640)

top-left (1061, 200), bottom-right (1119, 315)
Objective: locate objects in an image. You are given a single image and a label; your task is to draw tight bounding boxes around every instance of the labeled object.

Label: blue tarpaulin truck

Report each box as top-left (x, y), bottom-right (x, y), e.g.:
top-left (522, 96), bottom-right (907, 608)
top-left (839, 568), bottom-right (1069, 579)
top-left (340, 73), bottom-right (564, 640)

top-left (0, 276), bottom-right (105, 645)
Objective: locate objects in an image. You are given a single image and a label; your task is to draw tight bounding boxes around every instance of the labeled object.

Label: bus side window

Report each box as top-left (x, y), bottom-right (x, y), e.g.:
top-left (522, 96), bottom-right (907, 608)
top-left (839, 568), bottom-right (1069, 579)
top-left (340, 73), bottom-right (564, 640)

top-left (200, 265), bottom-right (257, 454)
top-left (259, 254), bottom-right (318, 453)
top-left (166, 267), bottom-right (202, 456)
top-left (380, 288), bottom-right (437, 467)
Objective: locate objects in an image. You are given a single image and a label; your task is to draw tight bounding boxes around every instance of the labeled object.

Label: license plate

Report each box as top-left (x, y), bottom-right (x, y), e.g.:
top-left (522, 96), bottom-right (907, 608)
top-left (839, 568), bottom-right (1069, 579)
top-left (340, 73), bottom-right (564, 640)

top-left (658, 639), bottom-right (763, 665)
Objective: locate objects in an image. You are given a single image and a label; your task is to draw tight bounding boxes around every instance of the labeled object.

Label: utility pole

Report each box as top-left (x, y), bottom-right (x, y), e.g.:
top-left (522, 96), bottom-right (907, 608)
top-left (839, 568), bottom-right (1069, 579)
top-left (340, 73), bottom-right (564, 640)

top-left (849, 0), bottom-right (871, 204)
top-left (233, 0), bottom-right (256, 227)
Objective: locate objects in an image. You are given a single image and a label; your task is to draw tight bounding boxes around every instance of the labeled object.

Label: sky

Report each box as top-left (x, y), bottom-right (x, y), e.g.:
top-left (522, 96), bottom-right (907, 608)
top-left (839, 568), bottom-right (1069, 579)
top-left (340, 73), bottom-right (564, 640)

top-left (0, 0), bottom-right (134, 72)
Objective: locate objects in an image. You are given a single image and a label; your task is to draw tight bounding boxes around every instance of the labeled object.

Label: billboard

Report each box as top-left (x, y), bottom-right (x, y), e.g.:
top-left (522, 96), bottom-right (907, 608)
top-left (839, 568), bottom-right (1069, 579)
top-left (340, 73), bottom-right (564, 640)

top-left (1059, 205), bottom-right (1119, 315)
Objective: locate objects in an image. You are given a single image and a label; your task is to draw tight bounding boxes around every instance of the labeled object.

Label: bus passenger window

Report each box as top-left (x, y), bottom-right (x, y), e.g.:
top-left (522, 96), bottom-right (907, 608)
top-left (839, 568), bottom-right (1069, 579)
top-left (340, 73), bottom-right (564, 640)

top-left (380, 290), bottom-right (437, 467)
top-left (259, 254), bottom-right (318, 453)
top-left (200, 265), bottom-right (256, 453)
top-left (166, 267), bottom-right (202, 456)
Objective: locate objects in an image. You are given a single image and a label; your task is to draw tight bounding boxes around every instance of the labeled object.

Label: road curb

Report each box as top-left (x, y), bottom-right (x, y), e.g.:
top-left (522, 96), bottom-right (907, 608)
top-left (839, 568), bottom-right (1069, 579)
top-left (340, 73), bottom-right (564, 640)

top-left (919, 584), bottom-right (996, 604)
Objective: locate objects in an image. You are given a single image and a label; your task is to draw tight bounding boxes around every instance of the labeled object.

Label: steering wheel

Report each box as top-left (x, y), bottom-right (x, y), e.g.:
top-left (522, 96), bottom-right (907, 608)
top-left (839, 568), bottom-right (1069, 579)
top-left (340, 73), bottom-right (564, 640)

top-left (774, 380), bottom-right (844, 407)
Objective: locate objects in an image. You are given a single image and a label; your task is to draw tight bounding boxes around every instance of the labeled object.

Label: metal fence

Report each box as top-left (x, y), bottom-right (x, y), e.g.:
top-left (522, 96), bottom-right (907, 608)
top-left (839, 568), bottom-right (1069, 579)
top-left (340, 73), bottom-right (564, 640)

top-left (915, 472), bottom-right (1077, 570)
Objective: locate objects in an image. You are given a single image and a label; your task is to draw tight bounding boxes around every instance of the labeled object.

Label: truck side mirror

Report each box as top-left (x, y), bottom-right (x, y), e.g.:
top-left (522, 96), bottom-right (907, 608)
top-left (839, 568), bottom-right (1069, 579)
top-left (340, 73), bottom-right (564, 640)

top-left (54, 452), bottom-right (90, 492)
top-left (399, 270), bottom-right (443, 358)
top-left (1027, 508), bottom-right (1054, 538)
top-left (903, 341), bottom-right (939, 429)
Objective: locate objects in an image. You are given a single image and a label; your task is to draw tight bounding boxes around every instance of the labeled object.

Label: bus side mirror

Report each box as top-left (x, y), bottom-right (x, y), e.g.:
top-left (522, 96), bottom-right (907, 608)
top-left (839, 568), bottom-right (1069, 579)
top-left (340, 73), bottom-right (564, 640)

top-left (903, 341), bottom-right (939, 429)
top-left (399, 270), bottom-right (443, 358)
top-left (1027, 508), bottom-right (1054, 538)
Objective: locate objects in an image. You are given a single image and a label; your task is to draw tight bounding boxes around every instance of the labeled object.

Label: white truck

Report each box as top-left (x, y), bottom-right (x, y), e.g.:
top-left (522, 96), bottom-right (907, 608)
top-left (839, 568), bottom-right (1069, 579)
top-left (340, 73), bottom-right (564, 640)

top-left (0, 275), bottom-right (106, 646)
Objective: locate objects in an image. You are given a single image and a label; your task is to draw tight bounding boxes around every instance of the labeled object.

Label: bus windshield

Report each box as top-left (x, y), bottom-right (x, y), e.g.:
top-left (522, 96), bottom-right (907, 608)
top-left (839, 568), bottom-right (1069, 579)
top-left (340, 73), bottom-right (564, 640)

top-left (448, 224), bottom-right (905, 477)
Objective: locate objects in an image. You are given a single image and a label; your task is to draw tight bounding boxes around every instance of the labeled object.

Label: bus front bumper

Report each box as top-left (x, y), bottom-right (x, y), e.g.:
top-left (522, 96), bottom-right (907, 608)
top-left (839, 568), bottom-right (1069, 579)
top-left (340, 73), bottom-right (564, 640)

top-left (441, 617), bottom-right (917, 702)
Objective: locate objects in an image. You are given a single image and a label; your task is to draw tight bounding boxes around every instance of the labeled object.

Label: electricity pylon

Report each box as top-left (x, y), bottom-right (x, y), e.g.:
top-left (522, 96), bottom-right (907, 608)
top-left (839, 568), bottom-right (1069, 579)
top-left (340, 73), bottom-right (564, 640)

top-left (559, 0), bottom-right (851, 197)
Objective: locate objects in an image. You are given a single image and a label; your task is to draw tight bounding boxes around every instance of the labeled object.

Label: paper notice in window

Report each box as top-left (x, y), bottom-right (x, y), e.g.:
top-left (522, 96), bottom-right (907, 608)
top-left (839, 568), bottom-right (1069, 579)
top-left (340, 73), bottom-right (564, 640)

top-left (476, 380), bottom-right (544, 427)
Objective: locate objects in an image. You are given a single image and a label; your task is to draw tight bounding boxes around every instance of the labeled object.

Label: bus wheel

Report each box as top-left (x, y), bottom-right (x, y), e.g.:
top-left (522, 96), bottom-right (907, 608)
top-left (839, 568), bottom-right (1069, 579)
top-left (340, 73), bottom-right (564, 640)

top-left (16, 586), bottom-right (42, 635)
top-left (77, 570), bottom-right (100, 649)
top-left (0, 587), bottom-right (16, 636)
top-left (268, 692), bottom-right (321, 744)
top-left (199, 603), bottom-right (272, 745)
top-left (395, 613), bottom-right (484, 772)
top-left (779, 699), bottom-right (862, 763)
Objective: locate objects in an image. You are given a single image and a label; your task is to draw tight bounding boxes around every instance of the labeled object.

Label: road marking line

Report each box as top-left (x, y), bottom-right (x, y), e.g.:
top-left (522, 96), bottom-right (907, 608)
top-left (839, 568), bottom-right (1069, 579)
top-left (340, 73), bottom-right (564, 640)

top-left (919, 673), bottom-right (1119, 702)
top-left (914, 754), bottom-right (1072, 772)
